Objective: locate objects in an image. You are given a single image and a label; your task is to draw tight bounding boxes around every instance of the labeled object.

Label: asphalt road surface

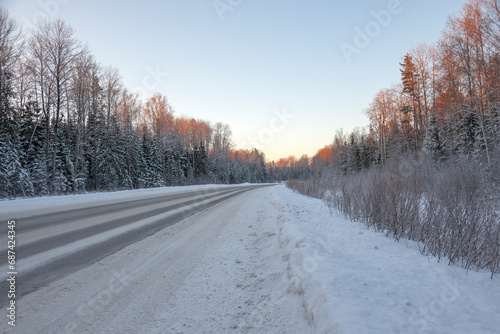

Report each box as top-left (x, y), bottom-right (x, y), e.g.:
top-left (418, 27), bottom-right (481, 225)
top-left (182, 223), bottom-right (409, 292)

top-left (0, 185), bottom-right (268, 309)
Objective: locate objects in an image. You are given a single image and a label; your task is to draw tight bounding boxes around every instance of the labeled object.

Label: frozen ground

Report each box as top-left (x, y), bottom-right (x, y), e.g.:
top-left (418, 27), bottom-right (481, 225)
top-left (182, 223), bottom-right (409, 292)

top-left (1, 184), bottom-right (499, 333)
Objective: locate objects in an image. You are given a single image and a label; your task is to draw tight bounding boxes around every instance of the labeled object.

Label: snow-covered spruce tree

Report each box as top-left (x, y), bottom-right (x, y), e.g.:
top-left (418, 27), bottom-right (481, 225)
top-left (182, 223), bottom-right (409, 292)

top-left (53, 126), bottom-right (75, 194)
top-left (151, 138), bottom-right (166, 187)
top-left (87, 111), bottom-right (128, 192)
top-left (180, 149), bottom-right (193, 183)
top-left (248, 158), bottom-right (259, 183)
top-left (0, 69), bottom-right (33, 198)
top-left (85, 107), bottom-right (104, 191)
top-left (340, 133), bottom-right (363, 174)
top-left (423, 113), bottom-right (445, 161)
top-left (19, 101), bottom-right (49, 196)
top-left (229, 157), bottom-right (244, 184)
top-left (103, 114), bottom-right (128, 190)
top-left (140, 132), bottom-right (164, 188)
top-left (455, 110), bottom-right (479, 158)
top-left (121, 126), bottom-right (143, 189)
top-left (364, 127), bottom-right (380, 168)
top-left (164, 137), bottom-right (187, 186)
top-left (220, 162), bottom-right (231, 184)
top-left (474, 125), bottom-right (490, 170)
top-left (193, 144), bottom-right (210, 181)
top-left (258, 154), bottom-right (268, 182)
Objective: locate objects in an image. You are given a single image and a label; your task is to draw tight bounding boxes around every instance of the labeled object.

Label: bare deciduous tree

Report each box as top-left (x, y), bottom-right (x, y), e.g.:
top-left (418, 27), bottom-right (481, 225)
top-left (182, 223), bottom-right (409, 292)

top-left (27, 19), bottom-right (84, 191)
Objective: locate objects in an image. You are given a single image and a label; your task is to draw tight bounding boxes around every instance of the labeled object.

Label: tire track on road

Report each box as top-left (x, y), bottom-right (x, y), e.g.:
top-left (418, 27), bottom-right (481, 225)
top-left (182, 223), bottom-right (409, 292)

top-left (0, 185), bottom-right (268, 308)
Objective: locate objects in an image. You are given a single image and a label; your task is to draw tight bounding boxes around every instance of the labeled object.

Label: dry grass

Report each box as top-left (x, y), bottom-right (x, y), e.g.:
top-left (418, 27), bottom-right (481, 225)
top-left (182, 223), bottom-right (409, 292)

top-left (287, 159), bottom-right (500, 277)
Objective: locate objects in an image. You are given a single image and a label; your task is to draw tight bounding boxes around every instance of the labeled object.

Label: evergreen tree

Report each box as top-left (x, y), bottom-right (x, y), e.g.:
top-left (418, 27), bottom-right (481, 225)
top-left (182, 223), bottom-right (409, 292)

top-left (455, 110), bottom-right (479, 157)
top-left (259, 155), bottom-right (268, 182)
top-left (423, 113), bottom-right (445, 161)
top-left (98, 115), bottom-right (127, 190)
top-left (363, 130), bottom-right (379, 168)
top-left (85, 109), bottom-right (105, 191)
top-left (19, 101), bottom-right (49, 195)
top-left (339, 144), bottom-right (350, 175)
top-left (140, 132), bottom-right (164, 188)
top-left (193, 144), bottom-right (209, 180)
top-left (400, 53), bottom-right (422, 148)
top-left (164, 139), bottom-right (186, 186)
top-left (0, 70), bottom-right (32, 197)
top-left (182, 149), bottom-right (194, 183)
top-left (53, 127), bottom-right (75, 194)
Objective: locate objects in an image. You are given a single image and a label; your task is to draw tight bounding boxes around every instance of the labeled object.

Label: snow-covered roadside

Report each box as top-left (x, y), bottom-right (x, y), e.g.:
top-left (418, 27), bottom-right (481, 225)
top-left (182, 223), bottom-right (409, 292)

top-left (273, 184), bottom-right (500, 333)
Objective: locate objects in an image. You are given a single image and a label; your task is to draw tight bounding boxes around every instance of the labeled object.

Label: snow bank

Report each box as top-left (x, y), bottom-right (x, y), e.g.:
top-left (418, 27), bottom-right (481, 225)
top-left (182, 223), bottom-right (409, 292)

top-left (273, 184), bottom-right (500, 333)
top-left (274, 187), bottom-right (341, 333)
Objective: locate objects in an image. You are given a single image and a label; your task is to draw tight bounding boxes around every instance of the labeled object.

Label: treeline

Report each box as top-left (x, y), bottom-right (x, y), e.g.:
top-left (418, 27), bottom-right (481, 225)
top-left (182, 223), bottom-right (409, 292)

top-left (0, 8), bottom-right (267, 198)
top-left (266, 155), bottom-right (311, 182)
top-left (287, 0), bottom-right (500, 276)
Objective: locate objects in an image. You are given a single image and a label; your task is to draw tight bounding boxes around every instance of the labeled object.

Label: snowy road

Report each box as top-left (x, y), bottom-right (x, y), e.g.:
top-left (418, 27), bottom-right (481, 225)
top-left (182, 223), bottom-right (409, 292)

top-left (0, 185), bottom-right (313, 334)
top-left (0, 185), bottom-right (266, 306)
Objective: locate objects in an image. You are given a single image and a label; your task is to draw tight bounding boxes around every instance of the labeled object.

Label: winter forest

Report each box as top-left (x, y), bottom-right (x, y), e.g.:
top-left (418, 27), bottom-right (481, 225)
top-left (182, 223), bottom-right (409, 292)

top-left (0, 7), bottom-right (267, 198)
top-left (283, 0), bottom-right (500, 276)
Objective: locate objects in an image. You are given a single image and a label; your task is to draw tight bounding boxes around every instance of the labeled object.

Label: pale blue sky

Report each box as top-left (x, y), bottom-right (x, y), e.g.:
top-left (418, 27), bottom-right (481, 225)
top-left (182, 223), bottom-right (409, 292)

top-left (4, 0), bottom-right (469, 161)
